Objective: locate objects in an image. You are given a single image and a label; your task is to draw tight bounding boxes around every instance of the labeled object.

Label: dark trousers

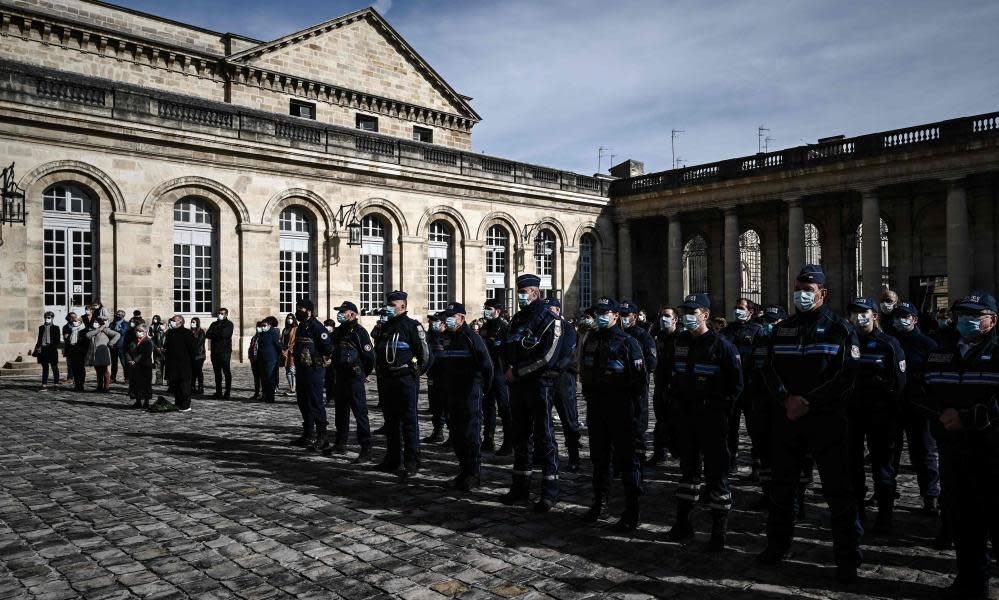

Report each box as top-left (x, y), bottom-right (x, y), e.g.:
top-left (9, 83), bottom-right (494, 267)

top-left (483, 369), bottom-right (511, 443)
top-left (511, 377), bottom-right (559, 501)
top-left (447, 380), bottom-right (483, 477)
top-left (893, 403), bottom-right (940, 498)
top-left (587, 392), bottom-right (643, 499)
top-left (767, 408), bottom-right (861, 568)
top-left (71, 355), bottom-right (86, 390)
top-left (173, 379), bottom-right (192, 410)
top-left (553, 371), bottom-right (582, 451)
top-left (849, 406), bottom-right (898, 513)
top-left (379, 374), bottom-right (420, 468)
top-left (65, 354), bottom-right (75, 382)
top-left (427, 378), bottom-right (447, 429)
top-left (936, 427), bottom-right (998, 591)
top-left (260, 360), bottom-right (278, 403)
top-left (41, 361), bottom-right (60, 385)
top-left (110, 347), bottom-right (120, 381)
top-left (211, 352), bottom-right (231, 395)
top-left (295, 367), bottom-right (328, 435)
top-left (251, 361), bottom-right (261, 396)
top-left (650, 381), bottom-right (674, 455)
top-left (117, 349), bottom-right (130, 382)
top-left (728, 395), bottom-right (760, 465)
top-left (750, 396), bottom-right (774, 486)
top-left (334, 370), bottom-right (371, 449)
top-left (673, 402), bottom-right (731, 513)
top-left (193, 359), bottom-right (205, 394)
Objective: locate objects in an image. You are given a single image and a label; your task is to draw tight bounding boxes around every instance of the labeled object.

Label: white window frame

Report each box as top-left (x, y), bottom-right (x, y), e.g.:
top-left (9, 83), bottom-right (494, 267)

top-left (42, 185), bottom-right (96, 324)
top-left (739, 229), bottom-right (762, 305)
top-left (173, 197), bottom-right (215, 317)
top-left (578, 234), bottom-right (594, 311)
top-left (535, 229), bottom-right (556, 298)
top-left (279, 207), bottom-right (313, 314)
top-left (485, 225), bottom-right (509, 308)
top-left (360, 215), bottom-right (388, 314)
top-left (427, 221), bottom-right (452, 313)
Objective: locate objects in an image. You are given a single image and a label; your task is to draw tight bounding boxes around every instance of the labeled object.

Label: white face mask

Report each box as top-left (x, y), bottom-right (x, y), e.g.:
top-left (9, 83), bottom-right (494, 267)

top-left (326, 326), bottom-right (334, 333)
top-left (794, 290), bottom-right (818, 312)
top-left (136, 332), bottom-right (146, 339)
top-left (255, 326), bottom-right (263, 333)
top-left (682, 314), bottom-right (700, 331)
top-left (621, 316), bottom-right (632, 328)
top-left (217, 314), bottom-right (225, 321)
top-left (169, 320), bottom-right (177, 329)
top-left (261, 325), bottom-right (270, 332)
top-left (734, 308), bottom-right (750, 322)
top-left (91, 322), bottom-right (100, 329)
top-left (44, 318), bottom-right (52, 324)
top-left (517, 293), bottom-right (530, 308)
top-left (851, 313), bottom-right (873, 330)
top-left (880, 302), bottom-right (896, 313)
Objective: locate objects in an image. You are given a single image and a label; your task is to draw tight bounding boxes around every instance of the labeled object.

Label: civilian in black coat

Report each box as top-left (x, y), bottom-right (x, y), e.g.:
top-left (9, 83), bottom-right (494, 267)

top-left (35, 311), bottom-right (61, 388)
top-left (126, 324), bottom-right (154, 408)
top-left (205, 307), bottom-right (234, 398)
top-left (64, 315), bottom-right (89, 391)
top-left (164, 315), bottom-right (197, 411)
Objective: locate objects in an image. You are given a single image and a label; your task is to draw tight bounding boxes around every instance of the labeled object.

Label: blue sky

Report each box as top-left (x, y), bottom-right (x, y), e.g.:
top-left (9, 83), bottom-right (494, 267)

top-left (112, 0), bottom-right (999, 175)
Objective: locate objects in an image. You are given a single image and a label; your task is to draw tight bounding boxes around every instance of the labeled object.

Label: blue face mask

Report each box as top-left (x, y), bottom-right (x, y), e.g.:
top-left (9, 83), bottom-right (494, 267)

top-left (734, 308), bottom-right (749, 322)
top-left (596, 314), bottom-right (611, 329)
top-left (384, 306), bottom-right (396, 318)
top-left (445, 317), bottom-right (458, 331)
top-left (660, 316), bottom-right (675, 330)
top-left (793, 290), bottom-right (817, 312)
top-left (937, 318), bottom-right (950, 329)
top-left (957, 315), bottom-right (982, 338)
top-left (762, 322), bottom-right (774, 335)
top-left (336, 313), bottom-right (347, 323)
top-left (517, 293), bottom-right (530, 308)
top-left (682, 314), bottom-right (700, 331)
top-left (621, 316), bottom-right (632, 328)
top-left (894, 317), bottom-right (914, 332)
top-left (483, 309), bottom-right (494, 320)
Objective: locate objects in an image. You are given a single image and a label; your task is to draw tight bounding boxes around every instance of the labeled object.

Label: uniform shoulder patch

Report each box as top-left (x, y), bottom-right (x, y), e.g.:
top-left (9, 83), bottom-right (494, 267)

top-left (320, 332), bottom-right (329, 340)
top-left (363, 344), bottom-right (372, 352)
top-left (850, 345), bottom-right (860, 359)
top-left (898, 359), bottom-right (906, 373)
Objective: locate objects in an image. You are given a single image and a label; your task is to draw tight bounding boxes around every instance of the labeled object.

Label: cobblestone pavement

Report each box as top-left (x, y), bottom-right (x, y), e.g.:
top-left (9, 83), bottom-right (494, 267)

top-left (0, 363), bottom-right (992, 600)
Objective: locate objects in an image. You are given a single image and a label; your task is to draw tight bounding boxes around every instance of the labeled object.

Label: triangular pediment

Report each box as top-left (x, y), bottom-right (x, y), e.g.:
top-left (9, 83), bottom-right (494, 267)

top-left (229, 8), bottom-right (479, 121)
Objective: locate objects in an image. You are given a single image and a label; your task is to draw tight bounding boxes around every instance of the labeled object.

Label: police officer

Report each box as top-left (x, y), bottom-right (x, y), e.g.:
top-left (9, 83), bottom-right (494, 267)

top-left (889, 301), bottom-right (941, 516)
top-left (845, 297), bottom-right (906, 534)
top-left (423, 312), bottom-right (449, 445)
top-left (480, 298), bottom-right (512, 454)
top-left (665, 294), bottom-right (743, 551)
top-left (720, 298), bottom-right (766, 473)
top-left (436, 302), bottom-right (493, 491)
top-left (288, 299), bottom-right (333, 451)
top-left (544, 297), bottom-right (582, 472)
top-left (500, 274), bottom-right (568, 512)
top-left (325, 301), bottom-right (375, 462)
top-left (749, 304), bottom-right (787, 507)
top-left (647, 306), bottom-right (679, 467)
top-left (758, 265), bottom-right (861, 583)
top-left (374, 291), bottom-right (431, 477)
top-left (620, 301), bottom-right (657, 461)
top-left (579, 297), bottom-right (648, 530)
top-left (923, 291), bottom-right (999, 600)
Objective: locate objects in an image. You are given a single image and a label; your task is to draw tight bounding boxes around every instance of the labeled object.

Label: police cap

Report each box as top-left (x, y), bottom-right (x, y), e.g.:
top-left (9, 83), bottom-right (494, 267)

top-left (954, 290), bottom-right (998, 314)
top-left (515, 273), bottom-right (541, 289)
top-left (796, 264), bottom-right (826, 285)
top-left (679, 293), bottom-right (711, 311)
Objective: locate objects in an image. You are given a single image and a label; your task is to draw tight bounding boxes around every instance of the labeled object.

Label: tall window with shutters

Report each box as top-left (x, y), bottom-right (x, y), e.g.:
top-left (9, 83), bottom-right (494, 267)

top-left (359, 215), bottom-right (388, 313)
top-left (173, 197), bottom-right (216, 315)
top-left (279, 207), bottom-right (313, 314)
top-left (427, 220), bottom-right (452, 312)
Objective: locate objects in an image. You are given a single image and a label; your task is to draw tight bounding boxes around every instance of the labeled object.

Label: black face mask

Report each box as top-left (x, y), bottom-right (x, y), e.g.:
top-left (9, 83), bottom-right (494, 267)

top-left (296, 311), bottom-right (308, 322)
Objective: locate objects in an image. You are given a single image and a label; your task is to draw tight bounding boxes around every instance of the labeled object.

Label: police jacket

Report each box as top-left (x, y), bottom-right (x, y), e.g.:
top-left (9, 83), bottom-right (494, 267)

top-left (744, 328), bottom-right (773, 401)
top-left (653, 328), bottom-right (678, 395)
top-left (375, 313), bottom-right (431, 378)
top-left (503, 300), bottom-right (567, 381)
top-left (763, 304), bottom-right (858, 412)
top-left (332, 320), bottom-right (375, 379)
top-left (292, 317), bottom-right (333, 370)
top-left (722, 321), bottom-right (766, 396)
top-left (256, 328), bottom-right (282, 366)
top-left (671, 329), bottom-right (743, 409)
top-left (851, 328), bottom-right (906, 406)
top-left (553, 322), bottom-right (578, 375)
top-left (894, 327), bottom-right (938, 401)
top-left (479, 317), bottom-right (509, 370)
top-left (924, 329), bottom-right (999, 431)
top-left (579, 325), bottom-right (647, 409)
top-left (626, 323), bottom-right (658, 376)
top-left (437, 324), bottom-right (493, 388)
top-left (205, 318), bottom-right (234, 356)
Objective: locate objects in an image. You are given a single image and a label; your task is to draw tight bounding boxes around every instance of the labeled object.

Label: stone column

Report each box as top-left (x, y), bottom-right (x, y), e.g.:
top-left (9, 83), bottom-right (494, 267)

top-left (946, 179), bottom-right (970, 302)
top-left (399, 235), bottom-right (426, 317)
top-left (786, 200), bottom-right (804, 307)
top-left (462, 240), bottom-right (485, 306)
top-left (237, 223), bottom-right (274, 361)
top-left (723, 207), bottom-right (740, 311)
top-left (667, 214), bottom-right (683, 304)
top-left (861, 189), bottom-right (883, 298)
top-left (617, 220), bottom-right (632, 300)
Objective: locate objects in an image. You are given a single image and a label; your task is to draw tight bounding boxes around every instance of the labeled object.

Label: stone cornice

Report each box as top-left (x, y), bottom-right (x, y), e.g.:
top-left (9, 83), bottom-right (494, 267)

top-left (237, 223), bottom-right (272, 234)
top-left (110, 212), bottom-right (153, 225)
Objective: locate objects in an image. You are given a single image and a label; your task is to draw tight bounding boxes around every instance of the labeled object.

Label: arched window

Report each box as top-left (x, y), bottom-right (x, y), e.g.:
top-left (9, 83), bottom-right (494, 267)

top-left (279, 207), bottom-right (313, 314)
top-left (359, 215), bottom-right (388, 314)
top-left (534, 229), bottom-right (556, 299)
top-left (804, 222), bottom-right (822, 265)
top-left (579, 234), bottom-right (595, 310)
top-left (173, 197), bottom-right (216, 315)
top-left (42, 184), bottom-right (97, 323)
top-left (427, 220), bottom-right (452, 312)
top-left (682, 235), bottom-right (708, 296)
top-left (856, 219), bottom-right (890, 296)
top-left (485, 224), bottom-right (509, 310)
top-left (739, 229), bottom-right (762, 305)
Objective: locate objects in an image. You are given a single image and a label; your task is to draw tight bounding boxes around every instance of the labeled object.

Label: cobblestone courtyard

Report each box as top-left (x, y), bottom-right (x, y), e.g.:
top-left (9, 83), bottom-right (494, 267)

top-left (0, 364), bottom-right (991, 599)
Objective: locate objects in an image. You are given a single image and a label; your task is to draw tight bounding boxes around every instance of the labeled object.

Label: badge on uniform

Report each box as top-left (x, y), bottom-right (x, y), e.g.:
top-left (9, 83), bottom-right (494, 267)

top-left (321, 332), bottom-right (329, 340)
top-left (363, 344), bottom-right (372, 351)
top-left (898, 360), bottom-right (906, 373)
top-left (850, 345), bottom-right (860, 359)
top-left (634, 359), bottom-right (644, 369)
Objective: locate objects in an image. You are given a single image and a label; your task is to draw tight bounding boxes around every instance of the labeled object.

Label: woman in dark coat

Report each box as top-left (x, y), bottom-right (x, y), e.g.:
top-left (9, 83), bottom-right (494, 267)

top-left (65, 315), bottom-right (89, 391)
top-left (281, 313), bottom-right (297, 396)
top-left (248, 321), bottom-right (263, 400)
top-left (34, 311), bottom-right (61, 389)
top-left (126, 324), bottom-right (154, 408)
top-left (257, 318), bottom-right (283, 403)
top-left (190, 317), bottom-right (207, 395)
top-left (164, 315), bottom-right (196, 411)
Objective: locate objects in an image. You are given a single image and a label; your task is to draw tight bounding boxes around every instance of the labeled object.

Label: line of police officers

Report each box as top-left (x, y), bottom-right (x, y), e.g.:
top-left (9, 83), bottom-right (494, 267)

top-left (283, 266), bottom-right (997, 599)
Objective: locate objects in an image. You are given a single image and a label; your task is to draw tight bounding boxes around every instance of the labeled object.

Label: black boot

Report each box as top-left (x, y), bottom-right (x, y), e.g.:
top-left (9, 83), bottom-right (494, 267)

top-left (750, 459), bottom-right (761, 482)
top-left (665, 504), bottom-right (694, 542)
top-left (481, 437), bottom-right (495, 452)
top-left (921, 496), bottom-right (939, 516)
top-left (353, 446), bottom-right (372, 464)
top-left (612, 494), bottom-right (640, 532)
top-left (566, 444), bottom-right (581, 473)
top-left (795, 486), bottom-right (808, 519)
top-left (422, 426), bottom-right (444, 444)
top-left (645, 447), bottom-right (667, 468)
top-left (131, 399), bottom-right (142, 409)
top-left (500, 480), bottom-right (530, 505)
top-left (580, 495), bottom-right (605, 523)
top-left (707, 512), bottom-right (728, 552)
top-left (142, 398), bottom-right (150, 409)
top-left (289, 432), bottom-right (312, 447)
top-left (871, 498), bottom-right (894, 535)
top-left (307, 431), bottom-right (330, 452)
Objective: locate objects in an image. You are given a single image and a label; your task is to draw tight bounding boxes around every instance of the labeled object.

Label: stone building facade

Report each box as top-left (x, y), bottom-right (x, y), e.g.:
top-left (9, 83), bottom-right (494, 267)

top-left (0, 0), bottom-right (614, 363)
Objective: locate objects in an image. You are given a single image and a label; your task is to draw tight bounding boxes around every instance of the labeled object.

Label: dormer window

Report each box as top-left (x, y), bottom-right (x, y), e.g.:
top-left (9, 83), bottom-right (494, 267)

top-left (413, 126), bottom-right (433, 143)
top-left (356, 114), bottom-right (378, 132)
top-left (290, 99), bottom-right (315, 120)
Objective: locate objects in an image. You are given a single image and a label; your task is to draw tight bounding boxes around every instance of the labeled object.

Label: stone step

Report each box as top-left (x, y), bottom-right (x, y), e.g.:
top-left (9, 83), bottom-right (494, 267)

top-left (1, 355), bottom-right (69, 377)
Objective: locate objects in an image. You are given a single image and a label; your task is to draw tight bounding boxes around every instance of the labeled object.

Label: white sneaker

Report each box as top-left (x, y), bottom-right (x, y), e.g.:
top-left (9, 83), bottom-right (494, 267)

top-left (179, 407), bottom-right (192, 412)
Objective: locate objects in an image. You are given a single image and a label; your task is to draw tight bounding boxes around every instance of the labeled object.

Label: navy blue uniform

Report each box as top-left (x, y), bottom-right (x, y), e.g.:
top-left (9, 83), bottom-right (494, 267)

top-left (479, 317), bottom-right (511, 448)
top-left (848, 328), bottom-right (906, 524)
top-left (426, 324), bottom-right (448, 435)
top-left (552, 323), bottom-right (582, 462)
top-left (625, 323), bottom-right (658, 439)
top-left (650, 328), bottom-right (678, 459)
top-left (721, 320), bottom-right (766, 469)
top-left (671, 329), bottom-right (743, 515)
top-left (924, 331), bottom-right (999, 594)
top-left (580, 326), bottom-right (647, 502)
top-left (293, 317), bottom-right (334, 437)
top-left (256, 327), bottom-right (282, 403)
top-left (438, 324), bottom-right (493, 478)
top-left (375, 313), bottom-right (431, 469)
top-left (892, 327), bottom-right (940, 499)
top-left (762, 305), bottom-right (860, 568)
top-left (503, 299), bottom-right (569, 502)
top-left (746, 328), bottom-right (777, 494)
top-left (331, 320), bottom-right (375, 449)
